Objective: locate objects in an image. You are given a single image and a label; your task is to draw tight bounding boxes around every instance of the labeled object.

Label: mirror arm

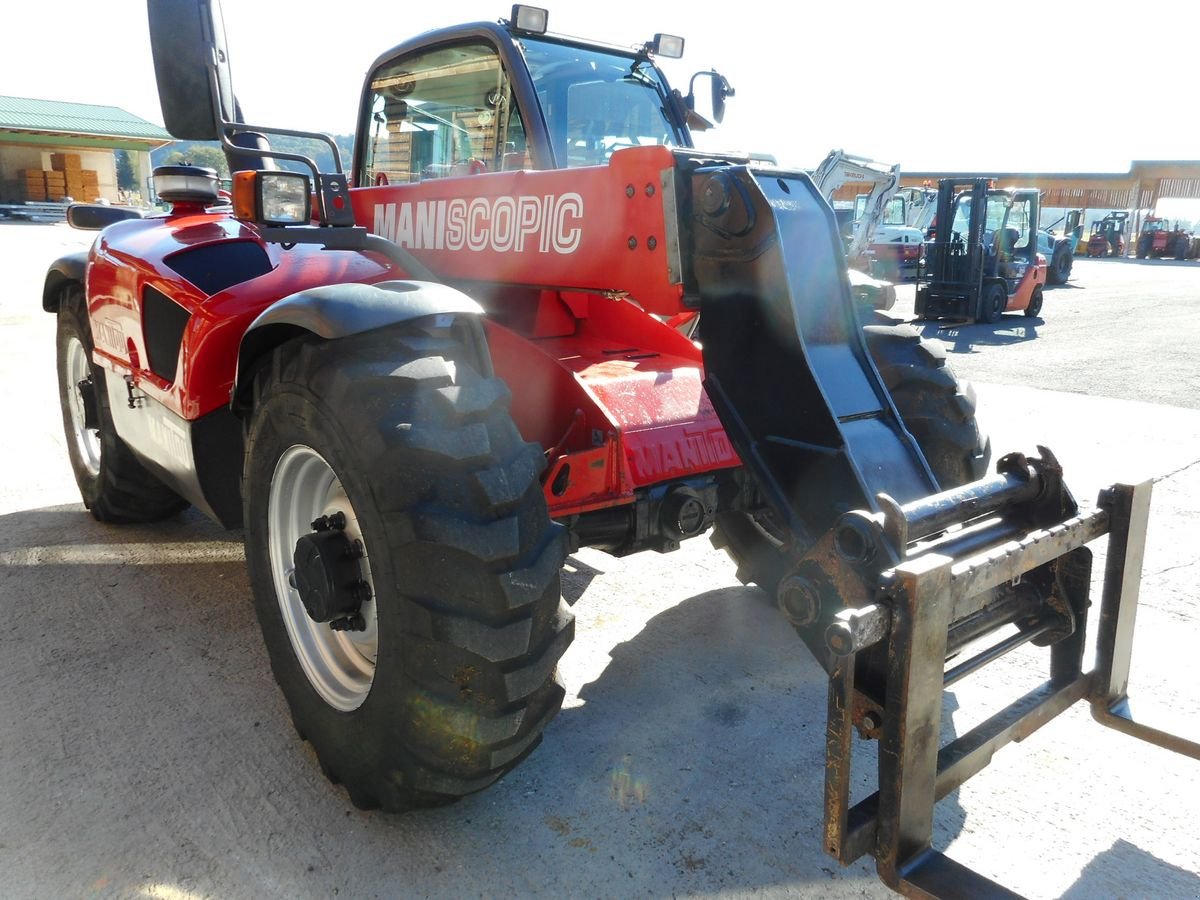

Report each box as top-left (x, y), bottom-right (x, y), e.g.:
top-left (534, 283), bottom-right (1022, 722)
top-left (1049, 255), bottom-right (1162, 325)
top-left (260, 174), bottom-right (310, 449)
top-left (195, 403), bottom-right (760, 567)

top-left (220, 121), bottom-right (346, 175)
top-left (219, 130), bottom-right (321, 180)
top-left (685, 71), bottom-right (705, 109)
top-left (192, 20), bottom-right (343, 178)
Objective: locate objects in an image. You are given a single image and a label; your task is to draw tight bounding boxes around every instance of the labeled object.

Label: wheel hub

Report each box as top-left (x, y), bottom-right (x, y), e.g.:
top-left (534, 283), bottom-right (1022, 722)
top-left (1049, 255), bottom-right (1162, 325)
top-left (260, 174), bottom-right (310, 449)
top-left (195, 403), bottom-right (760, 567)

top-left (292, 512), bottom-right (370, 630)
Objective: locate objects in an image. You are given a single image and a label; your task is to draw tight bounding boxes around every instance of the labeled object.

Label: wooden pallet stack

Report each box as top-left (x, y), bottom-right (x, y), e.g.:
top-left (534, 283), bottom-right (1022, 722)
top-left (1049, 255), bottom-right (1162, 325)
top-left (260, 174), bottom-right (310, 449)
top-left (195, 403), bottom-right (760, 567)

top-left (43, 167), bottom-right (66, 201)
top-left (80, 170), bottom-right (100, 202)
top-left (18, 153), bottom-right (104, 203)
top-left (51, 153), bottom-right (83, 199)
top-left (22, 169), bottom-right (47, 201)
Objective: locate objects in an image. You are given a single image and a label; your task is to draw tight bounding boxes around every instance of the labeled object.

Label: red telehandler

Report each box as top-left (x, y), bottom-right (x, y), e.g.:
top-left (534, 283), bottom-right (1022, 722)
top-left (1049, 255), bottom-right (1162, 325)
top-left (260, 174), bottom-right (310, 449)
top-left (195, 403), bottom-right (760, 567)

top-left (42, 2), bottom-right (1198, 894)
top-left (1135, 215), bottom-right (1193, 259)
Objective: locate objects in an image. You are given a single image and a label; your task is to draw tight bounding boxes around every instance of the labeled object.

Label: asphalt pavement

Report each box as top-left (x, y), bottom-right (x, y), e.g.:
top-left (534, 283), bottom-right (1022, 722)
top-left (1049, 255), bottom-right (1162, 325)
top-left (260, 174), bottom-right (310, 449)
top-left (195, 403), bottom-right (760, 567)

top-left (2, 222), bottom-right (1198, 899)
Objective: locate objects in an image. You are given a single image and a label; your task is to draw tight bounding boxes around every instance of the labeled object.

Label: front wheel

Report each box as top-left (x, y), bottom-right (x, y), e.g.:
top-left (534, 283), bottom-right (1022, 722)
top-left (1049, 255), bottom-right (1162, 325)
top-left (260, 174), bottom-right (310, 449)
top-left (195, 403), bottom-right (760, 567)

top-left (1024, 285), bottom-right (1044, 318)
top-left (980, 281), bottom-right (1007, 324)
top-left (243, 322), bottom-right (573, 811)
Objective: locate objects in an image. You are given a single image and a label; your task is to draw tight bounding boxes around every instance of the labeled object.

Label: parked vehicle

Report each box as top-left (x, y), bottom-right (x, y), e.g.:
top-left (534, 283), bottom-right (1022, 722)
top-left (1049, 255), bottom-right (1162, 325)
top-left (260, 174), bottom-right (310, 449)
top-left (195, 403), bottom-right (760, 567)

top-left (1036, 209), bottom-right (1082, 283)
top-left (1136, 215), bottom-right (1192, 259)
top-left (1086, 211), bottom-right (1129, 257)
top-left (916, 178), bottom-right (1048, 322)
top-left (42, 3), bottom-right (1195, 894)
top-left (810, 150), bottom-right (923, 280)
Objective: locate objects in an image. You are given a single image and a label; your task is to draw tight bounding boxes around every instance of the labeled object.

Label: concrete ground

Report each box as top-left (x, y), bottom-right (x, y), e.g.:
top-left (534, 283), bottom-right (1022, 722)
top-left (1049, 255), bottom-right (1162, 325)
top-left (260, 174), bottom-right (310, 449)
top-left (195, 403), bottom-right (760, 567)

top-left (1, 222), bottom-right (1197, 899)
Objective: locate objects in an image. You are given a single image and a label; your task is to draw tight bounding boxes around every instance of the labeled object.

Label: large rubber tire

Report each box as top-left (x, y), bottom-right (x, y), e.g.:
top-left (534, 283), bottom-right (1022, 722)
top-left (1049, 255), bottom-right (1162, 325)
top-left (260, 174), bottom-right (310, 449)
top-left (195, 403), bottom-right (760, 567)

top-left (1025, 286), bottom-right (1044, 318)
top-left (1048, 245), bottom-right (1072, 284)
top-left (980, 281), bottom-right (1006, 324)
top-left (711, 323), bottom-right (990, 594)
top-left (1136, 236), bottom-right (1150, 259)
top-left (55, 283), bottom-right (188, 523)
top-left (242, 322), bottom-right (573, 812)
top-left (1177, 237), bottom-right (1192, 261)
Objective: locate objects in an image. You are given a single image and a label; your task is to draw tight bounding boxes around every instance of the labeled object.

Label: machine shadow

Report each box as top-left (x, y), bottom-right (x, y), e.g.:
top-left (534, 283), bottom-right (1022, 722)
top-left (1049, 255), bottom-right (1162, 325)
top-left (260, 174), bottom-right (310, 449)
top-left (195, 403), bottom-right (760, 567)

top-left (1060, 839), bottom-right (1200, 899)
top-left (0, 503), bottom-right (967, 897)
top-left (522, 584), bottom-right (971, 893)
top-left (561, 554), bottom-right (604, 605)
top-left (917, 318), bottom-right (1040, 354)
top-left (0, 501), bottom-right (244, 549)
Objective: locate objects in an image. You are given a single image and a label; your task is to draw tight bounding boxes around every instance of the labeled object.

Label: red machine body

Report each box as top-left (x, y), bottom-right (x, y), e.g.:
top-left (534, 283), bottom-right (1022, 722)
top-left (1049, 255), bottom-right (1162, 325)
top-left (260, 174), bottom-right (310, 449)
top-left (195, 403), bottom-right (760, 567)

top-left (1135, 215), bottom-right (1192, 260)
top-left (80, 146), bottom-right (736, 527)
top-left (50, 9), bottom-right (1191, 896)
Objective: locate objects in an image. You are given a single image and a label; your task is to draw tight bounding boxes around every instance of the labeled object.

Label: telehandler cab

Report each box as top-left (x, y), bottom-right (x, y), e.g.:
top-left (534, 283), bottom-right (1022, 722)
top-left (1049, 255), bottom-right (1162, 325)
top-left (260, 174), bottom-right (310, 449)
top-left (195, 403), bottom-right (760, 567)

top-left (43, 2), bottom-right (1199, 895)
top-left (915, 178), bottom-right (1048, 324)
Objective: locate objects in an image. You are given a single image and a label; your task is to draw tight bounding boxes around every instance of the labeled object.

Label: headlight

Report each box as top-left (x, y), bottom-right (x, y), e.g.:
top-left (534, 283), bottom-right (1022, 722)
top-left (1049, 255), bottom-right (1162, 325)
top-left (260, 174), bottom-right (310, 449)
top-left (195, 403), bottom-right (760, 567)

top-left (233, 171), bottom-right (312, 226)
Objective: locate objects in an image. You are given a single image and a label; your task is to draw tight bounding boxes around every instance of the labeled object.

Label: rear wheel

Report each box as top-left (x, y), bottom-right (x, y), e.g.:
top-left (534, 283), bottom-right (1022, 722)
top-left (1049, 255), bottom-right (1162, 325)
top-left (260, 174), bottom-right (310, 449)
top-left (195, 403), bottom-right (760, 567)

top-left (711, 323), bottom-right (990, 595)
top-left (55, 284), bottom-right (187, 522)
top-left (1025, 285), bottom-right (1044, 318)
top-left (243, 321), bottom-right (573, 811)
top-left (980, 282), bottom-right (1007, 324)
top-left (1048, 245), bottom-right (1072, 284)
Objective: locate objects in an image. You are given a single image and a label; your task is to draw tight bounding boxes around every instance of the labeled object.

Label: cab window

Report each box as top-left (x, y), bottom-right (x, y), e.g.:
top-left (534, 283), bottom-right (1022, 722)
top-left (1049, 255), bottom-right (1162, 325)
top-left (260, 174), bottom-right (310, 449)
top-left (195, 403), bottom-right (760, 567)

top-left (519, 37), bottom-right (683, 167)
top-left (882, 196), bottom-right (906, 227)
top-left (361, 42), bottom-right (528, 185)
top-left (1006, 199), bottom-right (1032, 251)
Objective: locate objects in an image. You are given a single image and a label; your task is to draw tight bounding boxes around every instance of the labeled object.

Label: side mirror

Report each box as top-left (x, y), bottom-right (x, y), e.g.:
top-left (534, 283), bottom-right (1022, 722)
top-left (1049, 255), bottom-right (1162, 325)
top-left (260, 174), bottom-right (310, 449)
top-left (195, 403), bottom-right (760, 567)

top-left (710, 73), bottom-right (734, 124)
top-left (146, 0), bottom-right (236, 140)
top-left (685, 70), bottom-right (736, 126)
top-left (66, 203), bottom-right (145, 231)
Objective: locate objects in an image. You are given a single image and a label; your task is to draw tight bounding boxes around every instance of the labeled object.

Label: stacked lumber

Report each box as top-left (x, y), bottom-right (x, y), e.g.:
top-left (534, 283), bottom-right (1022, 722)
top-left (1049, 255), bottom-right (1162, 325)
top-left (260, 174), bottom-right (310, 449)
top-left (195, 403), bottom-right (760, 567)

top-left (50, 152), bottom-right (83, 199)
top-left (80, 169), bottom-right (100, 202)
top-left (43, 169), bottom-right (67, 200)
top-left (22, 169), bottom-right (47, 202)
top-left (17, 155), bottom-right (104, 202)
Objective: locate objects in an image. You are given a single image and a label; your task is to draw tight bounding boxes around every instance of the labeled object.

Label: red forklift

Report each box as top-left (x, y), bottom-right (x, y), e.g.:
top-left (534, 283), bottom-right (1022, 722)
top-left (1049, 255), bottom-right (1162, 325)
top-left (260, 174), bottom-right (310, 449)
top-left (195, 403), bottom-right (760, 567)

top-left (915, 178), bottom-right (1047, 324)
top-left (1086, 211), bottom-right (1128, 257)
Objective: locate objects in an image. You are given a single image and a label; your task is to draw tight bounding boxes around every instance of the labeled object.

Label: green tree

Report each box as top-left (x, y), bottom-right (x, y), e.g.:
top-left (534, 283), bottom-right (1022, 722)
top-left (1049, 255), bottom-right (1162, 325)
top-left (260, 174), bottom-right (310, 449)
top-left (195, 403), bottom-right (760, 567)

top-left (114, 150), bottom-right (136, 190)
top-left (152, 133), bottom-right (355, 179)
top-left (161, 144), bottom-right (230, 178)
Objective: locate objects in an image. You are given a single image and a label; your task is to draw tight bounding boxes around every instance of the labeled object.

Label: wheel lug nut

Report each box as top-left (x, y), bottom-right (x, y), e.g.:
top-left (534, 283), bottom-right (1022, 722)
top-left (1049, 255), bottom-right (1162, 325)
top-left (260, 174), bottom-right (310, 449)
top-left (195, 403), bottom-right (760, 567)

top-left (311, 511), bottom-right (347, 532)
top-left (330, 613), bottom-right (366, 632)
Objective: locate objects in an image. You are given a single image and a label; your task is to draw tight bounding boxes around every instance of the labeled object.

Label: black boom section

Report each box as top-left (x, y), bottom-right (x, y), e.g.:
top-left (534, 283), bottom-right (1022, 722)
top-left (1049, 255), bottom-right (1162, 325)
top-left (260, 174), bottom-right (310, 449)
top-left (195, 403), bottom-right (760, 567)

top-left (690, 165), bottom-right (938, 546)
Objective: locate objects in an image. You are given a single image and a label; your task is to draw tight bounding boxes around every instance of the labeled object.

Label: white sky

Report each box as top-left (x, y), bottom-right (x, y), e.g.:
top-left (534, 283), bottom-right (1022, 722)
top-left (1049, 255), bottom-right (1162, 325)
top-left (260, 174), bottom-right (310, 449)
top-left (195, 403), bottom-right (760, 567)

top-left (2, 0), bottom-right (1196, 175)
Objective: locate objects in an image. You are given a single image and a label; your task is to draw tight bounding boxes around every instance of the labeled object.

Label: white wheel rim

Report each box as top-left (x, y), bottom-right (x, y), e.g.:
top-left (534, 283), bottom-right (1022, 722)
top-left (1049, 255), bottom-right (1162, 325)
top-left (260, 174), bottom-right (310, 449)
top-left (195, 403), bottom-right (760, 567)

top-left (65, 336), bottom-right (101, 477)
top-left (268, 445), bottom-right (378, 711)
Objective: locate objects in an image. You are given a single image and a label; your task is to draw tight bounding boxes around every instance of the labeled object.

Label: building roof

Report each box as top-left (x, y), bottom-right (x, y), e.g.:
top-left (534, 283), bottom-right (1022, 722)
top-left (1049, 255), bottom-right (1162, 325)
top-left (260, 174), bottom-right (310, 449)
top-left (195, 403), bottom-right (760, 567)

top-left (0, 95), bottom-right (170, 143)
